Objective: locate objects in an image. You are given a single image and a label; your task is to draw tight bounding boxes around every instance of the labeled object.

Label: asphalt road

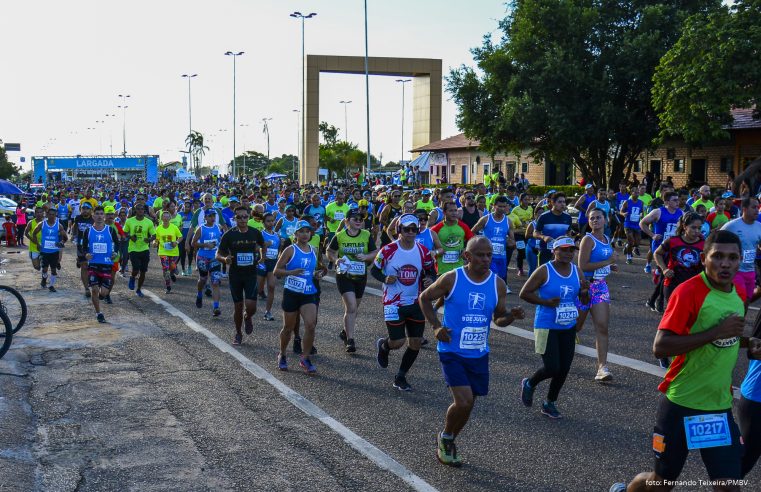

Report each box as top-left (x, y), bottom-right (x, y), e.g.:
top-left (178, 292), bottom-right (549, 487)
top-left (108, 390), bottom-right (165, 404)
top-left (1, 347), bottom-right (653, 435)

top-left (1, 245), bottom-right (760, 491)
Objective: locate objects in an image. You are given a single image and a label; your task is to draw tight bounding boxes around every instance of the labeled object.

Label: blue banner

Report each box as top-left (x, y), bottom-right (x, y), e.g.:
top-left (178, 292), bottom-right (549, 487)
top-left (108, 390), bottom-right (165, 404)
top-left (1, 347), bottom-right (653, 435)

top-left (41, 156), bottom-right (148, 170)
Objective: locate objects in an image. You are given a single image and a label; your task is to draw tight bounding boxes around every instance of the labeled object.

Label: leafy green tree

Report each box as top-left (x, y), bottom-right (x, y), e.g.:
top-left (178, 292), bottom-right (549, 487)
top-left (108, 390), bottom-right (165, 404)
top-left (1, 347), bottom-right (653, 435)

top-left (318, 122), bottom-right (340, 147)
top-left (269, 154), bottom-right (299, 179)
top-left (231, 151), bottom-right (269, 177)
top-left (448, 0), bottom-right (717, 188)
top-left (185, 131), bottom-right (209, 176)
top-left (0, 145), bottom-right (21, 180)
top-left (317, 121), bottom-right (378, 177)
top-left (653, 0), bottom-right (761, 144)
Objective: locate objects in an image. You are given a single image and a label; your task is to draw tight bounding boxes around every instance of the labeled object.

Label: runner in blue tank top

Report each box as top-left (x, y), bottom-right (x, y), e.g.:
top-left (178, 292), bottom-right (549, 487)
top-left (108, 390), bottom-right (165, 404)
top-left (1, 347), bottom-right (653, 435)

top-left (519, 236), bottom-right (589, 419)
top-left (81, 206), bottom-right (120, 323)
top-left (276, 206), bottom-right (299, 250)
top-left (574, 185), bottom-right (597, 234)
top-left (619, 186), bottom-right (644, 264)
top-left (191, 210), bottom-right (224, 316)
top-left (471, 196), bottom-right (516, 293)
top-left (178, 202), bottom-right (195, 276)
top-left (575, 208), bottom-right (618, 382)
top-left (274, 220), bottom-right (327, 374)
top-left (419, 236), bottom-right (525, 467)
top-left (640, 191), bottom-right (684, 314)
top-left (32, 208), bottom-right (68, 293)
top-left (257, 213), bottom-right (281, 321)
top-left (414, 209), bottom-right (443, 258)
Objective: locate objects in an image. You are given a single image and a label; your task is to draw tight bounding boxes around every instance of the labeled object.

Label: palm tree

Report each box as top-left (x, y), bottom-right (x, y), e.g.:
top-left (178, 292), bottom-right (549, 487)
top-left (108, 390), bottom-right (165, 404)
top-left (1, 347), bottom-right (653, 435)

top-left (185, 131), bottom-right (209, 176)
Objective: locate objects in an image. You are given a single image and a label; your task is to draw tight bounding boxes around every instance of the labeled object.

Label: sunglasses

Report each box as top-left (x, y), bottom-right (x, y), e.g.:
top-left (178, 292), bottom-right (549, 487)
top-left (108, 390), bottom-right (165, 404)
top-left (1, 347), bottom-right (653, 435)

top-left (401, 226), bottom-right (419, 233)
top-left (235, 215), bottom-right (249, 220)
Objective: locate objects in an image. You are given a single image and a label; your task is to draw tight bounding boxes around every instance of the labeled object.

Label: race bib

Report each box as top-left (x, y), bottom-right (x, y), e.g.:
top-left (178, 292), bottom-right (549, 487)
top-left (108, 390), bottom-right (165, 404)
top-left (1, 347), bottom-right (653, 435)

top-left (334, 212), bottom-right (344, 221)
top-left (516, 241), bottom-right (526, 250)
top-left (285, 275), bottom-right (307, 293)
top-left (265, 247), bottom-right (278, 259)
top-left (347, 260), bottom-right (366, 275)
top-left (44, 240), bottom-right (57, 250)
top-left (204, 239), bottom-right (217, 246)
top-left (664, 223), bottom-right (677, 240)
top-left (459, 326), bottom-right (488, 351)
top-left (683, 413), bottom-right (731, 450)
top-left (286, 226), bottom-right (296, 236)
top-left (236, 252), bottom-right (254, 266)
top-left (630, 209), bottom-right (641, 222)
top-left (492, 243), bottom-right (506, 256)
top-left (183, 220), bottom-right (191, 229)
top-left (383, 304), bottom-right (399, 321)
top-left (593, 265), bottom-right (610, 279)
top-left (555, 302), bottom-right (578, 326)
top-left (443, 250), bottom-right (460, 263)
top-left (163, 242), bottom-right (174, 250)
top-left (743, 249), bottom-right (755, 263)
top-left (92, 243), bottom-right (107, 254)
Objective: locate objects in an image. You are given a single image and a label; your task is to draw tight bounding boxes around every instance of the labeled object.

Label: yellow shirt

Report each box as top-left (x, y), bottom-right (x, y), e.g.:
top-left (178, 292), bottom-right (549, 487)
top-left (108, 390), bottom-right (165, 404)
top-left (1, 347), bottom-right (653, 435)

top-left (156, 224), bottom-right (182, 256)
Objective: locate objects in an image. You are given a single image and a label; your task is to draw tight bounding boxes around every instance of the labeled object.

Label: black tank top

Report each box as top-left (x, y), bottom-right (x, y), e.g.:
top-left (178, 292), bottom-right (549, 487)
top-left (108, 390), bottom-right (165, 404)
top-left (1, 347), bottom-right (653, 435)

top-left (460, 206), bottom-right (482, 230)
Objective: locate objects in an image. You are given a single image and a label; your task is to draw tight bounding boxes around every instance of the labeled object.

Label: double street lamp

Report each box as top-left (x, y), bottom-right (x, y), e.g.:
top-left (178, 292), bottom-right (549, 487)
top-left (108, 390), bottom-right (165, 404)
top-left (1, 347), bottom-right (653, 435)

top-left (290, 11), bottom-right (316, 182)
top-left (181, 74), bottom-right (197, 171)
top-left (395, 79), bottom-right (411, 166)
top-left (339, 100), bottom-right (352, 142)
top-left (225, 51), bottom-right (244, 178)
top-left (118, 94), bottom-right (130, 155)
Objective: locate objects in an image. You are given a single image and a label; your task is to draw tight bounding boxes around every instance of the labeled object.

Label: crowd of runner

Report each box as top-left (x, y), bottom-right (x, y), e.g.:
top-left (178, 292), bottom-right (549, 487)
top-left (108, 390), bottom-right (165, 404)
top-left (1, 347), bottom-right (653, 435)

top-left (11, 176), bottom-right (761, 487)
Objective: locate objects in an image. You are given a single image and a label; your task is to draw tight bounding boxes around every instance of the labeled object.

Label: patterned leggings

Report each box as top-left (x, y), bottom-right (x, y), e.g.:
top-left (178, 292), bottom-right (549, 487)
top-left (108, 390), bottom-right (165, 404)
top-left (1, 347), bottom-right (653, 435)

top-left (160, 255), bottom-right (178, 286)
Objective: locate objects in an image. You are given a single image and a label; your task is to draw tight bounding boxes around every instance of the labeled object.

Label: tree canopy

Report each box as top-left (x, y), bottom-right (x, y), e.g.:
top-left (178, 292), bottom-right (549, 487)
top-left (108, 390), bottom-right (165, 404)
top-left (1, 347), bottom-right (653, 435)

top-left (447, 0), bottom-right (718, 188)
top-left (652, 0), bottom-right (761, 144)
top-left (318, 121), bottom-right (376, 176)
top-left (0, 145), bottom-right (21, 180)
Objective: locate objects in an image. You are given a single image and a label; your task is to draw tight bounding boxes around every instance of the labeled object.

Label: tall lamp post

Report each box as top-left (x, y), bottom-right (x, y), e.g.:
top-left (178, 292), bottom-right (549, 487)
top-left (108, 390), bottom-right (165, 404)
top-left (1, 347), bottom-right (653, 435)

top-left (239, 123), bottom-right (249, 175)
top-left (363, 0), bottom-right (371, 178)
top-left (105, 114), bottom-right (116, 155)
top-left (395, 79), bottom-right (411, 166)
top-left (292, 109), bottom-right (300, 181)
top-left (118, 94), bottom-right (130, 155)
top-left (339, 100), bottom-right (352, 142)
top-left (181, 73), bottom-right (197, 171)
top-left (224, 51), bottom-right (244, 178)
top-left (290, 11), bottom-right (316, 182)
top-left (262, 117), bottom-right (272, 161)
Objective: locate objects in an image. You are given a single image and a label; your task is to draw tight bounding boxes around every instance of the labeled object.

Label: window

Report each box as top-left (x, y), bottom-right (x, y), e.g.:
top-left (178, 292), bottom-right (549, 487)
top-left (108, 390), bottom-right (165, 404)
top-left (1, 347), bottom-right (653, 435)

top-left (521, 162), bottom-right (528, 173)
top-left (720, 156), bottom-right (733, 173)
top-left (494, 160), bottom-right (502, 172)
top-left (483, 163), bottom-right (491, 177)
top-left (634, 160), bottom-right (642, 172)
top-left (673, 159), bottom-right (684, 172)
top-left (450, 165), bottom-right (455, 174)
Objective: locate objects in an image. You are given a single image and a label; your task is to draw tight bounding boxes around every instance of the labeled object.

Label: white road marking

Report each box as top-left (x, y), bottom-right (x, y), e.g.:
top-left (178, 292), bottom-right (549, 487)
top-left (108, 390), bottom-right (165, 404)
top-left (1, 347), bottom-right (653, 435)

top-left (143, 289), bottom-right (438, 492)
top-left (324, 276), bottom-right (742, 398)
top-left (750, 306), bottom-right (759, 311)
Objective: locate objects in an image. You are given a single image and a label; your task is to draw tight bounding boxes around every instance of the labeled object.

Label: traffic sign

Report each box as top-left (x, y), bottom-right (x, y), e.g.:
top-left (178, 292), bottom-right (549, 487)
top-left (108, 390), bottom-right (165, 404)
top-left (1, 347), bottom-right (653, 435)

top-left (3, 143), bottom-right (20, 152)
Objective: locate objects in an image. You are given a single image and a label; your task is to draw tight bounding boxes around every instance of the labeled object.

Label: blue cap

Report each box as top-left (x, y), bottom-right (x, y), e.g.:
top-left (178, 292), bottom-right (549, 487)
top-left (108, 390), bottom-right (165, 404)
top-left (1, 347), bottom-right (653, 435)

top-left (421, 189), bottom-right (432, 195)
top-left (81, 202), bottom-right (93, 209)
top-left (721, 191), bottom-right (734, 199)
top-left (229, 196), bottom-right (239, 202)
top-left (295, 220), bottom-right (313, 231)
top-left (204, 208), bottom-right (217, 216)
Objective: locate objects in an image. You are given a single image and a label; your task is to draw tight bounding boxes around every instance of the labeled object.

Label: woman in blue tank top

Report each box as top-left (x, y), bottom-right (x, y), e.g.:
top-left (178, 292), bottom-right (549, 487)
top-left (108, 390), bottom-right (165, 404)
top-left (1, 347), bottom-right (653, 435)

top-left (575, 208), bottom-right (618, 383)
top-left (258, 213), bottom-right (281, 320)
top-left (178, 202), bottom-right (195, 276)
top-left (519, 236), bottom-right (588, 419)
top-left (414, 209), bottom-right (442, 256)
top-left (276, 206), bottom-right (299, 250)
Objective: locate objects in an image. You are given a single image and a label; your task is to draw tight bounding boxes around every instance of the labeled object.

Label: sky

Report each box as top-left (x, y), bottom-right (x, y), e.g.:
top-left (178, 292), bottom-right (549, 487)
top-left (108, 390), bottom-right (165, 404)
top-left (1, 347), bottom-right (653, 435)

top-left (0, 0), bottom-right (508, 172)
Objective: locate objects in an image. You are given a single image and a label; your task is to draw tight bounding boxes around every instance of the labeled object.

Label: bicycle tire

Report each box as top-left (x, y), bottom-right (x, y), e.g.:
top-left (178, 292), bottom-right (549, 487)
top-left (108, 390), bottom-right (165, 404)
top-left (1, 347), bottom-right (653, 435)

top-left (0, 306), bottom-right (14, 360)
top-left (0, 285), bottom-right (27, 334)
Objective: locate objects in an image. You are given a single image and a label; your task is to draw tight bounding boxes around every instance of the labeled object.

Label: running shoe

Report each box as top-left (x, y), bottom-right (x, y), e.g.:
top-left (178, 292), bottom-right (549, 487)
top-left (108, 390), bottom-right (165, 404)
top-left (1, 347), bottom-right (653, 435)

top-left (626, 258), bottom-right (632, 265)
top-left (185, 267), bottom-right (191, 276)
top-left (299, 357), bottom-right (317, 375)
top-left (609, 483), bottom-right (627, 492)
top-left (40, 277), bottom-right (47, 288)
top-left (633, 247), bottom-right (641, 256)
top-left (48, 285), bottom-right (57, 293)
top-left (233, 333), bottom-right (242, 345)
top-left (345, 338), bottom-right (356, 353)
top-left (104, 295), bottom-right (113, 305)
top-left (263, 311), bottom-right (274, 321)
top-left (436, 433), bottom-right (462, 467)
top-left (393, 375), bottom-right (412, 391)
top-left (293, 336), bottom-right (303, 355)
top-left (520, 378), bottom-right (535, 407)
top-left (541, 401), bottom-right (562, 419)
top-left (136, 290), bottom-right (145, 298)
top-left (96, 313), bottom-right (106, 323)
top-left (595, 365), bottom-right (613, 382)
top-left (505, 286), bottom-right (513, 295)
top-left (128, 276), bottom-right (135, 291)
top-left (517, 269), bottom-right (525, 277)
top-left (165, 286), bottom-right (171, 294)
top-left (205, 287), bottom-right (212, 298)
top-left (376, 337), bottom-right (389, 368)
top-left (196, 296), bottom-right (203, 308)
top-left (277, 354), bottom-right (288, 371)
top-left (644, 263), bottom-right (652, 274)
top-left (180, 269), bottom-right (188, 277)
top-left (339, 329), bottom-right (347, 342)
top-left (645, 299), bottom-right (657, 312)
top-left (658, 357), bottom-right (671, 369)
top-left (170, 273), bottom-right (177, 283)
top-left (213, 308), bottom-right (221, 317)
top-left (244, 317), bottom-right (253, 335)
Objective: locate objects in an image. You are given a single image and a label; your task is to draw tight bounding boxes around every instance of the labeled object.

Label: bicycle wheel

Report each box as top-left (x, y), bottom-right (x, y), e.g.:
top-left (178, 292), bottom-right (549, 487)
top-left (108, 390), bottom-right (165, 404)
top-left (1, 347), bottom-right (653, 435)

top-left (0, 285), bottom-right (27, 334)
top-left (0, 307), bottom-right (13, 360)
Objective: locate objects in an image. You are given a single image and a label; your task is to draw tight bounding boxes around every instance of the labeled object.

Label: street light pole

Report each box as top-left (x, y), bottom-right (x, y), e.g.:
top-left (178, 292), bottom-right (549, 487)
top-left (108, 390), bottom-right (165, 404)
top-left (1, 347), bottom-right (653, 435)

top-left (225, 51), bottom-right (244, 178)
top-left (364, 0), bottom-right (371, 179)
top-left (290, 11), bottom-right (317, 183)
top-left (105, 114), bottom-right (116, 155)
top-left (118, 94), bottom-right (130, 155)
top-left (292, 109), bottom-right (300, 181)
top-left (395, 79), bottom-right (411, 166)
top-left (262, 117), bottom-right (272, 161)
top-left (339, 100), bottom-right (352, 142)
top-left (181, 74), bottom-right (197, 171)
